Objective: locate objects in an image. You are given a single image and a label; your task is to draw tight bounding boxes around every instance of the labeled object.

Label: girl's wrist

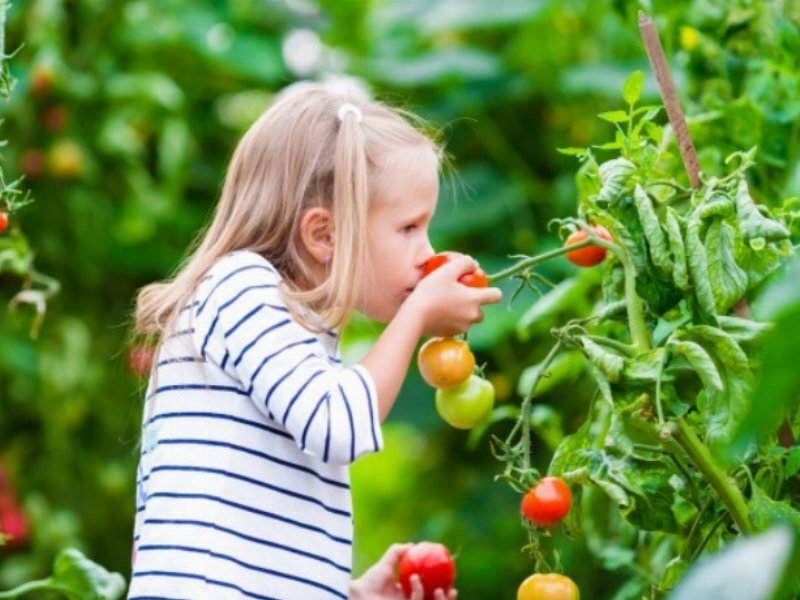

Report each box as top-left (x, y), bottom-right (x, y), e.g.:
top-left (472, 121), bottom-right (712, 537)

top-left (348, 578), bottom-right (366, 600)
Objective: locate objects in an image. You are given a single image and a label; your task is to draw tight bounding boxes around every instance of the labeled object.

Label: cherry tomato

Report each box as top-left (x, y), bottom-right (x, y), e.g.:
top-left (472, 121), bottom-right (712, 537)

top-left (48, 139), bottom-right (84, 179)
top-left (422, 252), bottom-right (489, 288)
top-left (435, 374), bottom-right (495, 429)
top-left (418, 337), bottom-right (475, 389)
top-left (397, 542), bottom-right (455, 600)
top-left (0, 466), bottom-right (30, 550)
top-left (564, 225), bottom-right (612, 267)
top-left (20, 148), bottom-right (46, 179)
top-left (0, 212), bottom-right (8, 235)
top-left (517, 573), bottom-right (579, 600)
top-left (29, 66), bottom-right (54, 96)
top-left (521, 476), bottom-right (572, 527)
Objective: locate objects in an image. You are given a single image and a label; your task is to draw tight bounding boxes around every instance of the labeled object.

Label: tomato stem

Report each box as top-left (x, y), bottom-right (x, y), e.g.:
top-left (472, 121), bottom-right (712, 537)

top-left (668, 417), bottom-right (752, 535)
top-left (487, 241), bottom-right (595, 284)
top-left (520, 342), bottom-right (564, 472)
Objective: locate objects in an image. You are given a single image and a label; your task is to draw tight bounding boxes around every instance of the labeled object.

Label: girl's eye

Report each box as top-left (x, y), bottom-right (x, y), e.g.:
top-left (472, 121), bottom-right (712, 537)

top-left (402, 224), bottom-right (417, 234)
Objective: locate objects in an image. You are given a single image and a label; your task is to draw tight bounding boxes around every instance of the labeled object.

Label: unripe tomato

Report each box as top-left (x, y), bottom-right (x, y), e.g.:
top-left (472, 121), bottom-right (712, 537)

top-left (418, 337), bottom-right (475, 389)
top-left (517, 573), bottom-right (579, 600)
top-left (564, 226), bottom-right (612, 267)
top-left (521, 477), bottom-right (572, 527)
top-left (397, 542), bottom-right (455, 600)
top-left (435, 374), bottom-right (495, 429)
top-left (0, 212), bottom-right (8, 235)
top-left (422, 252), bottom-right (489, 288)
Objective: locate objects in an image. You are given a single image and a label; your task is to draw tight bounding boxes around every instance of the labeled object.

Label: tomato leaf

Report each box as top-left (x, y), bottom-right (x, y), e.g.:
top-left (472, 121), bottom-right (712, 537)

top-left (598, 110), bottom-right (631, 123)
top-left (634, 184), bottom-right (672, 273)
top-left (622, 70), bottom-right (645, 106)
top-left (705, 219), bottom-right (748, 314)
top-left (735, 177), bottom-right (791, 243)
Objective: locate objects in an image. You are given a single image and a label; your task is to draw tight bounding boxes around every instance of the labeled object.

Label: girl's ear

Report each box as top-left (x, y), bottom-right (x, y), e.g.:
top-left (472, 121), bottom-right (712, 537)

top-left (299, 207), bottom-right (334, 264)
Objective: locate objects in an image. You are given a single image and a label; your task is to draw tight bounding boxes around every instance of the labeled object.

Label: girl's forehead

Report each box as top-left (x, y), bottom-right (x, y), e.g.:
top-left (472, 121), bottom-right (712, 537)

top-left (370, 146), bottom-right (439, 207)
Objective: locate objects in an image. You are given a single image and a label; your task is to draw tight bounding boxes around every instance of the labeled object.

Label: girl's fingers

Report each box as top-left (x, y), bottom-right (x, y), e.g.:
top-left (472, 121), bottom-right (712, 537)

top-left (409, 575), bottom-right (425, 600)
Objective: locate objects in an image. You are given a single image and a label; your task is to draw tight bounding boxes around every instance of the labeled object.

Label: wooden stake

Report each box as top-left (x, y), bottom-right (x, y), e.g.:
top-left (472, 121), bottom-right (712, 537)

top-left (638, 11), bottom-right (701, 189)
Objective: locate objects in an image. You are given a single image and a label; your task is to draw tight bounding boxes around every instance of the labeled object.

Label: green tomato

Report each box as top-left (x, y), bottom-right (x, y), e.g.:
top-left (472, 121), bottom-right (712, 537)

top-left (435, 375), bottom-right (495, 429)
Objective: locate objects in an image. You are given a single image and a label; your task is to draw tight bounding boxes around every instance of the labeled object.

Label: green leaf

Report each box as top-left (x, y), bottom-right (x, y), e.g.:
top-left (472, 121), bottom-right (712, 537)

top-left (705, 219), bottom-right (748, 314)
top-left (623, 70), bottom-right (645, 105)
top-left (517, 350), bottom-right (584, 397)
top-left (596, 158), bottom-right (635, 203)
top-left (52, 548), bottom-right (126, 599)
top-left (748, 482), bottom-right (800, 532)
top-left (735, 178), bottom-right (791, 242)
top-left (556, 146), bottom-right (589, 157)
top-left (634, 184), bottom-right (672, 273)
top-left (665, 207), bottom-right (690, 290)
top-left (580, 337), bottom-right (625, 383)
top-left (670, 340), bottom-right (724, 392)
top-left (686, 214), bottom-right (717, 317)
top-left (598, 110), bottom-right (630, 123)
top-left (669, 526), bottom-right (798, 600)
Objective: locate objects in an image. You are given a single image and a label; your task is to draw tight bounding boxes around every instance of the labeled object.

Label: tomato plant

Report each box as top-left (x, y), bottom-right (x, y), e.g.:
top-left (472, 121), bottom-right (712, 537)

top-left (485, 69), bottom-right (800, 596)
top-left (521, 477), bottom-right (572, 527)
top-left (0, 211), bottom-right (7, 234)
top-left (564, 225), bottom-right (612, 267)
top-left (422, 252), bottom-right (489, 288)
top-left (397, 542), bottom-right (456, 600)
top-left (517, 573), bottom-right (579, 600)
top-left (417, 337), bottom-right (475, 389)
top-left (435, 374), bottom-right (495, 430)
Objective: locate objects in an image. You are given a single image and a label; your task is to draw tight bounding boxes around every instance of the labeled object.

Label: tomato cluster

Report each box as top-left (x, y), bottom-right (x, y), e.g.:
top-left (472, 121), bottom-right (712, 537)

top-left (397, 542), bottom-right (456, 600)
top-left (416, 253), bottom-right (495, 430)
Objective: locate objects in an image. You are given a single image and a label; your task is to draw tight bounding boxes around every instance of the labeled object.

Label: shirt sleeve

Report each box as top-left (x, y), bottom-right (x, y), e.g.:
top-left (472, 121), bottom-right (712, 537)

top-left (191, 252), bottom-right (383, 465)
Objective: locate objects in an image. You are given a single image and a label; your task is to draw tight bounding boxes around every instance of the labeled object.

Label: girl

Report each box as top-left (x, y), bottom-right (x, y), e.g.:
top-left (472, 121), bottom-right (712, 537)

top-left (129, 85), bottom-right (501, 600)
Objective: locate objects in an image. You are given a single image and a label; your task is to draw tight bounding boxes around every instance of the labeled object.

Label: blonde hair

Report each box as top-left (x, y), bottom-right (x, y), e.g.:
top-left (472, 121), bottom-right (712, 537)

top-left (131, 85), bottom-right (442, 369)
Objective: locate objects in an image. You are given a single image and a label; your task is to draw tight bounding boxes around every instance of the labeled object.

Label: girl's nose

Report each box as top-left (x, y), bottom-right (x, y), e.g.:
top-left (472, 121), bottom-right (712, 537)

top-left (417, 240), bottom-right (435, 267)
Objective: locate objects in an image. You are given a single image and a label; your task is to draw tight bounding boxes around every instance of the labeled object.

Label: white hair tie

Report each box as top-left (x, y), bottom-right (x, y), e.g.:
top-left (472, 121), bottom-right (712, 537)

top-left (337, 103), bottom-right (363, 123)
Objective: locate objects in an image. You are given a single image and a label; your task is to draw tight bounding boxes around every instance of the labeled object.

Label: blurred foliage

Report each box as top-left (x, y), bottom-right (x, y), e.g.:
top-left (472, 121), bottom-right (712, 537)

top-left (1, 0), bottom-right (799, 598)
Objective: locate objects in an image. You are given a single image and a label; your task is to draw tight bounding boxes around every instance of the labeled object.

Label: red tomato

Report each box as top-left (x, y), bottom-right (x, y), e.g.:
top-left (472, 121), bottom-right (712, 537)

top-left (397, 542), bottom-right (456, 600)
top-left (422, 253), bottom-right (489, 288)
top-left (564, 226), bottom-right (612, 267)
top-left (29, 66), bottom-right (54, 96)
top-left (0, 212), bottom-right (8, 235)
top-left (0, 466), bottom-right (30, 550)
top-left (521, 477), bottom-right (572, 527)
top-left (517, 573), bottom-right (580, 600)
top-left (20, 149), bottom-right (46, 179)
top-left (435, 374), bottom-right (495, 429)
top-left (417, 337), bottom-right (475, 389)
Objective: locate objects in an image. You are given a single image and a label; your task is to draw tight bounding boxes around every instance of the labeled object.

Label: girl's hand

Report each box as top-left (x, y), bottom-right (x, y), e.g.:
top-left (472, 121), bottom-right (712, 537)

top-left (406, 254), bottom-right (502, 337)
top-left (350, 543), bottom-right (458, 600)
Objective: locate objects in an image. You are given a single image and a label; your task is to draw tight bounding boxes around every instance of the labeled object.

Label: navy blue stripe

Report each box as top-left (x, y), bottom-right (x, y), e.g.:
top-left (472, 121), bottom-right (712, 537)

top-left (144, 518), bottom-right (351, 573)
top-left (179, 300), bottom-right (200, 313)
top-left (132, 572), bottom-right (282, 600)
top-left (301, 393), bottom-right (329, 452)
top-left (147, 411), bottom-right (292, 440)
top-left (281, 369), bottom-right (325, 423)
top-left (137, 545), bottom-right (347, 599)
top-left (246, 338), bottom-right (317, 394)
top-left (197, 264), bottom-right (277, 316)
top-left (200, 312), bottom-right (220, 358)
top-left (157, 356), bottom-right (203, 366)
top-left (129, 595), bottom-right (190, 600)
top-left (145, 492), bottom-right (351, 545)
top-left (224, 303), bottom-right (266, 338)
top-left (220, 350), bottom-right (230, 370)
top-left (338, 384), bottom-right (356, 462)
top-left (146, 384), bottom-right (248, 401)
top-left (263, 353), bottom-right (316, 409)
top-left (232, 319), bottom-right (292, 367)
top-left (156, 439), bottom-right (349, 489)
top-left (218, 284), bottom-right (277, 315)
top-left (323, 394), bottom-right (332, 463)
top-left (353, 368), bottom-right (380, 451)
top-left (150, 465), bottom-right (350, 517)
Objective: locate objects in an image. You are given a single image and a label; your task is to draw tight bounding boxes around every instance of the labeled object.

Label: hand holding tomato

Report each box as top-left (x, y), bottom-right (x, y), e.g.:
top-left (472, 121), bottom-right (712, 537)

top-left (397, 542), bottom-right (456, 600)
top-left (350, 543), bottom-right (458, 600)
top-left (422, 253), bottom-right (488, 288)
top-left (406, 254), bottom-right (502, 338)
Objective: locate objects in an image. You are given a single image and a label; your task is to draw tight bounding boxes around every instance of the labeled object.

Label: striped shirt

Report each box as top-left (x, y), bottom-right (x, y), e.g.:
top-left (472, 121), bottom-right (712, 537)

top-left (128, 250), bottom-right (384, 600)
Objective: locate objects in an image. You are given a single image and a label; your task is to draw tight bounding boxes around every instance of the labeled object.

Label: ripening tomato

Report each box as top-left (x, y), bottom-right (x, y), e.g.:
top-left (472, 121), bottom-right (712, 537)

top-left (0, 466), bottom-right (30, 550)
top-left (48, 139), bottom-right (84, 179)
top-left (0, 212), bottom-right (8, 235)
top-left (418, 337), bottom-right (475, 389)
top-left (397, 542), bottom-right (456, 600)
top-left (521, 477), bottom-right (572, 527)
top-left (435, 374), bottom-right (495, 429)
top-left (422, 252), bottom-right (489, 288)
top-left (517, 573), bottom-right (579, 600)
top-left (29, 66), bottom-right (54, 96)
top-left (20, 148), bottom-right (46, 179)
top-left (564, 225), bottom-right (612, 267)
top-left (42, 105), bottom-right (68, 132)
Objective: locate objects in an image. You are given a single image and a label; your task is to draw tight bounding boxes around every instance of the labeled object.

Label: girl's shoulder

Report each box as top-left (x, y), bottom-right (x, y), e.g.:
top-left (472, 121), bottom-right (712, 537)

top-left (203, 249), bottom-right (282, 285)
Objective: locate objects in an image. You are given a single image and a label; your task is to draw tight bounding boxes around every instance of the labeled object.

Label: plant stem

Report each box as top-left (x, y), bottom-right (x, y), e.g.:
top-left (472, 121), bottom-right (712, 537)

top-left (520, 342), bottom-right (563, 471)
top-left (487, 241), bottom-right (594, 284)
top-left (618, 248), bottom-right (651, 353)
top-left (669, 418), bottom-right (752, 535)
top-left (0, 578), bottom-right (55, 599)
